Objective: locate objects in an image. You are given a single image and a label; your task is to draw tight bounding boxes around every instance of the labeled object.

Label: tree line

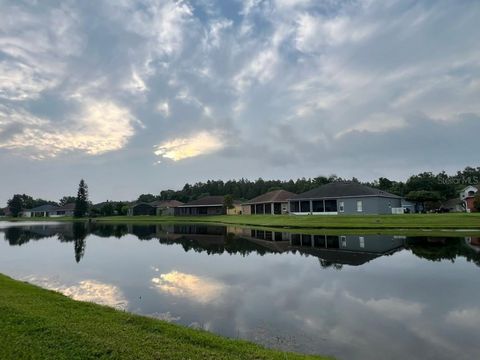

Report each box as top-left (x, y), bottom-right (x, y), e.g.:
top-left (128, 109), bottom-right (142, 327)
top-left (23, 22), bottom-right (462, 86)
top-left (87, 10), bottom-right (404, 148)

top-left (141, 166), bottom-right (480, 210)
top-left (3, 166), bottom-right (480, 217)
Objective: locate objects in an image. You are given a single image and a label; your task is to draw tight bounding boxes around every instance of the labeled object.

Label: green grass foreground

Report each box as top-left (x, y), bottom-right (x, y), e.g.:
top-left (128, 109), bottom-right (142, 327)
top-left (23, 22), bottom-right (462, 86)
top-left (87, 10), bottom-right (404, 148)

top-left (0, 274), bottom-right (329, 360)
top-left (91, 213), bottom-right (480, 230)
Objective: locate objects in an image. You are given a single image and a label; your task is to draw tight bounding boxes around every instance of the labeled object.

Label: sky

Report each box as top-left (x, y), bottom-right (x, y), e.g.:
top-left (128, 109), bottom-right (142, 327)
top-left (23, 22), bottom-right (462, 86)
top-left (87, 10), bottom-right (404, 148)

top-left (0, 0), bottom-right (479, 204)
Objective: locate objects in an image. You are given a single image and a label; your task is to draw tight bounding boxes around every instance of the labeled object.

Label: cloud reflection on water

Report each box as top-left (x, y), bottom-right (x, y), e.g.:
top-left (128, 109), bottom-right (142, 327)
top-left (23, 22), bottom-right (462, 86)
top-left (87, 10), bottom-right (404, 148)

top-left (22, 276), bottom-right (128, 310)
top-left (151, 270), bottom-right (225, 304)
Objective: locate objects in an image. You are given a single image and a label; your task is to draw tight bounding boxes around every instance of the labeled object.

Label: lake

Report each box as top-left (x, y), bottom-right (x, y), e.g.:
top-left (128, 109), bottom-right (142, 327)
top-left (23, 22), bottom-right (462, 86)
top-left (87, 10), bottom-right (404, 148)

top-left (1, 221), bottom-right (479, 360)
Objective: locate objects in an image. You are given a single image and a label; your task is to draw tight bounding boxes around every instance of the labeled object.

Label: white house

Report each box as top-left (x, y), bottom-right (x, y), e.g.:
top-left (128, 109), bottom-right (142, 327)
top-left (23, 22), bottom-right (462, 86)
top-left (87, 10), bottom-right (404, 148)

top-left (460, 185), bottom-right (478, 200)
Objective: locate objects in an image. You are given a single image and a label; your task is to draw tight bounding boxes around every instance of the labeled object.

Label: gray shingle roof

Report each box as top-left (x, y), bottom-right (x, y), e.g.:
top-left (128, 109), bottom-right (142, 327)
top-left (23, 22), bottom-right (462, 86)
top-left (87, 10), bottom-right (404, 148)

top-left (29, 204), bottom-right (58, 212)
top-left (179, 196), bottom-right (226, 207)
top-left (243, 190), bottom-right (296, 205)
top-left (290, 182), bottom-right (401, 200)
top-left (149, 200), bottom-right (184, 208)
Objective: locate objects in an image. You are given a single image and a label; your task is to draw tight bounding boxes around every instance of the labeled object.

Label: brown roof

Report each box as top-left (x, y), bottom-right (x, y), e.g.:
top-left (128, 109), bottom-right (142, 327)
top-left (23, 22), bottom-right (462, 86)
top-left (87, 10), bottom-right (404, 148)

top-left (243, 190), bottom-right (296, 205)
top-left (179, 196), bottom-right (226, 207)
top-left (149, 200), bottom-right (184, 208)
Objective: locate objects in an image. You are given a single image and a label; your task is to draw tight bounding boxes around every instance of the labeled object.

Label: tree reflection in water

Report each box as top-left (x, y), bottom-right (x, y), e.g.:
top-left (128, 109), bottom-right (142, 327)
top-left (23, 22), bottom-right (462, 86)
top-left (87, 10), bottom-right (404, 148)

top-left (1, 223), bottom-right (480, 268)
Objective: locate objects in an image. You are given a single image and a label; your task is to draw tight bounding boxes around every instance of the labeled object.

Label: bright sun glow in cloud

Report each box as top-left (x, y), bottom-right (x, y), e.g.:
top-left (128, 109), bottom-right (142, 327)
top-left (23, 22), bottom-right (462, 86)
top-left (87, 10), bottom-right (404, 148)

top-left (151, 270), bottom-right (225, 303)
top-left (153, 131), bottom-right (224, 161)
top-left (0, 100), bottom-right (138, 159)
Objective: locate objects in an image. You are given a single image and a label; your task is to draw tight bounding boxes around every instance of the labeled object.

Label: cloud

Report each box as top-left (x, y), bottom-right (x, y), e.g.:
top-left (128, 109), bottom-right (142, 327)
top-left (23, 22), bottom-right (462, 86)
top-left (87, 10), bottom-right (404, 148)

top-left (153, 131), bottom-right (224, 161)
top-left (445, 308), bottom-right (480, 329)
top-left (151, 270), bottom-right (225, 304)
top-left (0, 0), bottom-right (480, 202)
top-left (0, 2), bottom-right (83, 100)
top-left (335, 113), bottom-right (407, 138)
top-left (346, 294), bottom-right (424, 321)
top-left (156, 101), bottom-right (170, 117)
top-left (0, 100), bottom-right (138, 159)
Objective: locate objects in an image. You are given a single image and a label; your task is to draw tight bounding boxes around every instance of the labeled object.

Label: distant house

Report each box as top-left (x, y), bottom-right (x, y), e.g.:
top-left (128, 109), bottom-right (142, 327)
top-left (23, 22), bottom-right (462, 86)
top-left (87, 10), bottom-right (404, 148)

top-left (288, 182), bottom-right (403, 215)
top-left (460, 185), bottom-right (478, 201)
top-left (439, 198), bottom-right (464, 213)
top-left (150, 200), bottom-right (184, 216)
top-left (174, 196), bottom-right (227, 216)
top-left (54, 203), bottom-right (75, 217)
top-left (127, 203), bottom-right (156, 216)
top-left (242, 190), bottom-right (296, 215)
top-left (227, 201), bottom-right (243, 215)
top-left (127, 200), bottom-right (184, 216)
top-left (0, 207), bottom-right (11, 217)
top-left (23, 204), bottom-right (61, 217)
top-left (460, 185), bottom-right (478, 213)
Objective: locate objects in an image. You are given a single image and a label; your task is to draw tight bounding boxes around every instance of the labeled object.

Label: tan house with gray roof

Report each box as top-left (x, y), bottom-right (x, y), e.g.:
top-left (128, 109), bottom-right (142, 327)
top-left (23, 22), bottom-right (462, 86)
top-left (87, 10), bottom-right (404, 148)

top-left (242, 190), bottom-right (296, 215)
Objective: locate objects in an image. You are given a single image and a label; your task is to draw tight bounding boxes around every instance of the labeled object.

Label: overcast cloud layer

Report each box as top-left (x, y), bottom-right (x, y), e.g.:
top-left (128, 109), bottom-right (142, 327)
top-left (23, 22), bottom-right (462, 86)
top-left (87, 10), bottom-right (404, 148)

top-left (1, 0), bottom-right (479, 203)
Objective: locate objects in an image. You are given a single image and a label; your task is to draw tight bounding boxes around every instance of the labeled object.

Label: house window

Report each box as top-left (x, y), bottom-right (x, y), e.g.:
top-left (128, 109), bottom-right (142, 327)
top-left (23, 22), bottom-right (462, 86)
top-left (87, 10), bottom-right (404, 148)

top-left (300, 201), bottom-right (311, 213)
top-left (356, 200), bottom-right (363, 212)
top-left (339, 201), bottom-right (345, 212)
top-left (359, 236), bottom-right (365, 248)
top-left (312, 200), bottom-right (324, 212)
top-left (340, 236), bottom-right (347, 247)
top-left (325, 200), bottom-right (337, 212)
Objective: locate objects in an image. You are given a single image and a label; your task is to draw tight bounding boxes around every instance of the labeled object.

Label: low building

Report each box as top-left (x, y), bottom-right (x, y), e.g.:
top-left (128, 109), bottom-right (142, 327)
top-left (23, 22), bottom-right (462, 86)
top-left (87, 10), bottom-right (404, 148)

top-left (54, 203), bottom-right (76, 217)
top-left (150, 200), bottom-right (184, 216)
top-left (128, 200), bottom-right (184, 216)
top-left (242, 190), bottom-right (296, 215)
top-left (465, 196), bottom-right (478, 213)
top-left (23, 203), bottom-right (76, 217)
top-left (460, 185), bottom-right (478, 201)
top-left (174, 196), bottom-right (227, 216)
top-left (439, 198), bottom-right (464, 213)
top-left (127, 202), bottom-right (156, 216)
top-left (23, 204), bottom-right (58, 217)
top-left (227, 201), bottom-right (243, 215)
top-left (288, 182), bottom-right (402, 215)
top-left (461, 185), bottom-right (478, 213)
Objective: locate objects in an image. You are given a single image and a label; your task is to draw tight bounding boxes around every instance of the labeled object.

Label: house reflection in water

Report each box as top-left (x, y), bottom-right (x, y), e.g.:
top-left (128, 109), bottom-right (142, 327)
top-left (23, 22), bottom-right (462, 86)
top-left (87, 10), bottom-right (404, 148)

top-left (3, 223), bottom-right (480, 268)
top-left (465, 237), bottom-right (480, 252)
top-left (234, 228), bottom-right (406, 266)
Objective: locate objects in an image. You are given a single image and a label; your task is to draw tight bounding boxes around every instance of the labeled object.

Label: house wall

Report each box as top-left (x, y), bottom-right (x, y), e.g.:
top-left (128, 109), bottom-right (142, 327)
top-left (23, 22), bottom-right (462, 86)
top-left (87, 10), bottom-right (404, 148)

top-left (157, 207), bottom-right (175, 216)
top-left (244, 202), bottom-right (289, 215)
top-left (340, 197), bottom-right (402, 215)
top-left (227, 204), bottom-right (242, 215)
top-left (466, 197), bottom-right (478, 212)
top-left (130, 204), bottom-right (156, 216)
top-left (174, 206), bottom-right (226, 216)
top-left (241, 205), bottom-right (251, 215)
top-left (289, 196), bottom-right (402, 215)
top-left (460, 186), bottom-right (478, 200)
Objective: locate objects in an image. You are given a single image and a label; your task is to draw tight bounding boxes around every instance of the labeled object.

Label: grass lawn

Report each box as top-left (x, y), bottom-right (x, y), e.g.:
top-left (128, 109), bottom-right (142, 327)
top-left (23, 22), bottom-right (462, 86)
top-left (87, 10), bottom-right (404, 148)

top-left (89, 213), bottom-right (480, 231)
top-left (4, 213), bottom-right (480, 236)
top-left (0, 274), bottom-right (329, 360)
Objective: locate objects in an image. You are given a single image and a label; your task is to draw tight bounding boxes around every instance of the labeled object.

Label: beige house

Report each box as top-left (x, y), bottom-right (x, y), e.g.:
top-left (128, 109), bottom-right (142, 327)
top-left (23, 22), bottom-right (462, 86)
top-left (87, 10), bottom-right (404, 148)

top-left (242, 190), bottom-right (296, 215)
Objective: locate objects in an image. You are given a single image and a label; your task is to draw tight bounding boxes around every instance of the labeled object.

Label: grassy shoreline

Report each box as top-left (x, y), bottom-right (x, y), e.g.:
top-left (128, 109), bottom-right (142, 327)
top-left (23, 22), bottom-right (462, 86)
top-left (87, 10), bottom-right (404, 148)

top-left (0, 274), bottom-right (329, 360)
top-left (3, 213), bottom-right (480, 236)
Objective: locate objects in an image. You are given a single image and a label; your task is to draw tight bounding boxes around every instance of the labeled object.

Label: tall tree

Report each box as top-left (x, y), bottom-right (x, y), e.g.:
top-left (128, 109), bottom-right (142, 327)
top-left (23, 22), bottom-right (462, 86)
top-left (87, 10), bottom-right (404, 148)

top-left (223, 194), bottom-right (234, 209)
top-left (7, 195), bottom-right (24, 217)
top-left (59, 196), bottom-right (76, 206)
top-left (137, 194), bottom-right (157, 203)
top-left (74, 179), bottom-right (89, 218)
top-left (406, 190), bottom-right (442, 211)
top-left (100, 202), bottom-right (115, 216)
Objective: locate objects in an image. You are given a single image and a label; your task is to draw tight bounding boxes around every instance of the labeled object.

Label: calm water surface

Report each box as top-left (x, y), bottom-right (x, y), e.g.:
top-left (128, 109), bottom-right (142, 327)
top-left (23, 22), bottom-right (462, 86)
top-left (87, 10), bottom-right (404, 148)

top-left (1, 221), bottom-right (479, 360)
